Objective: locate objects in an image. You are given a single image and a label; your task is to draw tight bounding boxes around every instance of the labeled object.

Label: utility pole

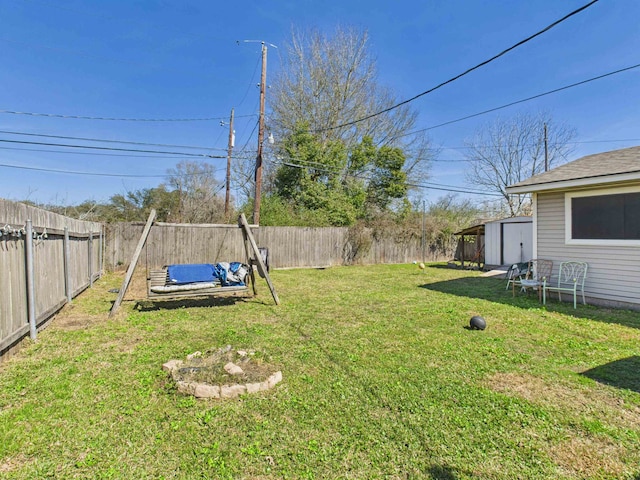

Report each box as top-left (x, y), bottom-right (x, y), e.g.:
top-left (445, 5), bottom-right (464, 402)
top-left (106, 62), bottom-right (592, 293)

top-left (544, 123), bottom-right (548, 172)
top-left (421, 200), bottom-right (426, 264)
top-left (253, 42), bottom-right (267, 225)
top-left (225, 108), bottom-right (235, 217)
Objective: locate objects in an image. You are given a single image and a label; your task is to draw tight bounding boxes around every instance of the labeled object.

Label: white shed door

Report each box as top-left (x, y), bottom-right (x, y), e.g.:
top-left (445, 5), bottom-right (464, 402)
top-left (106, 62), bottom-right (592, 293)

top-left (502, 222), bottom-right (533, 265)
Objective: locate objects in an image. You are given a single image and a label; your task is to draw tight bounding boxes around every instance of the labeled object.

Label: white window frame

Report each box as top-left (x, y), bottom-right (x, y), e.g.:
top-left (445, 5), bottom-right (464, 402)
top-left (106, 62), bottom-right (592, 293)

top-left (565, 185), bottom-right (640, 246)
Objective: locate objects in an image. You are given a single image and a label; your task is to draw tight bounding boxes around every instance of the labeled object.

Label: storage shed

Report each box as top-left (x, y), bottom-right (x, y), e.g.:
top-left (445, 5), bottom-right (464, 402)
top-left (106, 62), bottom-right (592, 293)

top-left (484, 216), bottom-right (533, 267)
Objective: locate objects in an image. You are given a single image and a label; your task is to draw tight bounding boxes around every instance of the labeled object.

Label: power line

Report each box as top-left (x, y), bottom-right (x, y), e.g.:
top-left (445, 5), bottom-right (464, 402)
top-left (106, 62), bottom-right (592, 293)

top-left (315, 0), bottom-right (600, 132)
top-left (406, 181), bottom-right (502, 197)
top-left (273, 157), bottom-right (500, 197)
top-left (0, 145), bottom-right (204, 159)
top-left (236, 54), bottom-right (262, 110)
top-left (0, 129), bottom-right (228, 151)
top-left (0, 138), bottom-right (227, 157)
top-left (0, 161), bottom-right (225, 178)
top-left (569, 138), bottom-right (640, 145)
top-left (0, 109), bottom-right (257, 122)
top-left (239, 119), bottom-right (260, 152)
top-left (440, 138), bottom-right (640, 151)
top-left (394, 62), bottom-right (640, 140)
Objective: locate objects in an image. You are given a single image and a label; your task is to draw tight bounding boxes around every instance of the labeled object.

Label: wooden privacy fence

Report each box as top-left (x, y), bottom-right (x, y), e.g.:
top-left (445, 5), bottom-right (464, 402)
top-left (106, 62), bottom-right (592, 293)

top-left (0, 199), bottom-right (103, 356)
top-left (105, 221), bottom-right (453, 271)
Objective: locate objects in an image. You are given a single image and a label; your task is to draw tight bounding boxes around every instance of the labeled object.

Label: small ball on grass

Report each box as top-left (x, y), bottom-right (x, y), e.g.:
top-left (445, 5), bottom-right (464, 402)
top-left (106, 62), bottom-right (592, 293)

top-left (469, 315), bottom-right (486, 330)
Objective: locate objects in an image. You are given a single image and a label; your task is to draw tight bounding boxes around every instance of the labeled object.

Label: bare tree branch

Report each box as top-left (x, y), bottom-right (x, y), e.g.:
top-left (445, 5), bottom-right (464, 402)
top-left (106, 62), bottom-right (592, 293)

top-left (464, 112), bottom-right (576, 216)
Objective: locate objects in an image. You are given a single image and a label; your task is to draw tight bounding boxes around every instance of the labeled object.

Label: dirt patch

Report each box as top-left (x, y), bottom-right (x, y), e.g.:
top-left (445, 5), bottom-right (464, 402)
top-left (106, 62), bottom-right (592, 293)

top-left (52, 312), bottom-right (104, 331)
top-left (548, 435), bottom-right (628, 479)
top-left (0, 454), bottom-right (30, 473)
top-left (487, 372), bottom-right (640, 430)
top-left (124, 270), bottom-right (149, 301)
top-left (487, 372), bottom-right (640, 478)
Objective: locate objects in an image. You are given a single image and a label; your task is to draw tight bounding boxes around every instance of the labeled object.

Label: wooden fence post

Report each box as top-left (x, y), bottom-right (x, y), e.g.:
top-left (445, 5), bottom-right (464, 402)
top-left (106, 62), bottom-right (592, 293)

top-left (63, 227), bottom-right (72, 304)
top-left (99, 226), bottom-right (104, 276)
top-left (24, 220), bottom-right (37, 341)
top-left (88, 232), bottom-right (94, 288)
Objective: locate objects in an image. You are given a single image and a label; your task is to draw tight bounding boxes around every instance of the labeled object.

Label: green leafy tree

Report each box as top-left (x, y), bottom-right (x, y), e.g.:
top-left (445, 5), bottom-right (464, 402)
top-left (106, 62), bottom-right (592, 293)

top-left (233, 25), bottom-right (435, 215)
top-left (270, 125), bottom-right (410, 226)
top-left (366, 144), bottom-right (408, 212)
top-left (273, 125), bottom-right (362, 226)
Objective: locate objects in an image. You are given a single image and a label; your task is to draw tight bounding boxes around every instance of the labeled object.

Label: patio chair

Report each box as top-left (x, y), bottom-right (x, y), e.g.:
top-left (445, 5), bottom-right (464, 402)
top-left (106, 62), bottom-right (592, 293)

top-left (505, 262), bottom-right (529, 291)
top-left (514, 259), bottom-right (553, 301)
top-left (543, 261), bottom-right (588, 309)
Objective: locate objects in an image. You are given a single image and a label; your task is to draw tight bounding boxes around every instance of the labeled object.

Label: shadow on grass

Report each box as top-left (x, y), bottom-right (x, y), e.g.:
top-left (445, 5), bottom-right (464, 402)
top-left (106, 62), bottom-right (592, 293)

top-left (428, 464), bottom-right (464, 479)
top-left (582, 356), bottom-right (640, 393)
top-left (421, 276), bottom-right (640, 330)
top-left (133, 295), bottom-right (259, 312)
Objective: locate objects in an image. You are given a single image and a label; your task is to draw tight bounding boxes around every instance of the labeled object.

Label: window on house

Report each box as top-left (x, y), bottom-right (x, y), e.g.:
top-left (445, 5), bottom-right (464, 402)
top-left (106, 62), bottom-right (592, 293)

top-left (571, 192), bottom-right (640, 240)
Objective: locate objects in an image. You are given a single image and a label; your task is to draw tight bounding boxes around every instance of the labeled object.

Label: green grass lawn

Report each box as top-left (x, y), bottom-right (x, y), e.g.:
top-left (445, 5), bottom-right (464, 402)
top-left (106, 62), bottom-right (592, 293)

top-left (1, 264), bottom-right (639, 479)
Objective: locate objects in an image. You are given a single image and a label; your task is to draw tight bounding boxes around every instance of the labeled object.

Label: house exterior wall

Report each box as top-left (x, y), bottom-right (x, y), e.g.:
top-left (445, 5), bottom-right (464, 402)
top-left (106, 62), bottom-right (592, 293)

top-left (536, 190), bottom-right (640, 308)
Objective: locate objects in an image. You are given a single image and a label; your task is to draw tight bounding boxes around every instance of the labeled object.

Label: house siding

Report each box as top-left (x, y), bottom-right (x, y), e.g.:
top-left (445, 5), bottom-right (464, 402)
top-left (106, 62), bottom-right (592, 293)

top-left (537, 191), bottom-right (640, 307)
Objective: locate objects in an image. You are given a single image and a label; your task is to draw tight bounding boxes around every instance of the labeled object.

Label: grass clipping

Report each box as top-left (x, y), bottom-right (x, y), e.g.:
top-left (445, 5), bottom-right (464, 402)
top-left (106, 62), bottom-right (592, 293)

top-left (165, 346), bottom-right (282, 399)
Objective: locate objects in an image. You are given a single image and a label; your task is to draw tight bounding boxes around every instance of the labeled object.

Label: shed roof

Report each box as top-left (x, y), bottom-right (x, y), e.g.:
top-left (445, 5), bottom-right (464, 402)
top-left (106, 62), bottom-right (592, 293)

top-left (454, 224), bottom-right (485, 236)
top-left (506, 146), bottom-right (640, 194)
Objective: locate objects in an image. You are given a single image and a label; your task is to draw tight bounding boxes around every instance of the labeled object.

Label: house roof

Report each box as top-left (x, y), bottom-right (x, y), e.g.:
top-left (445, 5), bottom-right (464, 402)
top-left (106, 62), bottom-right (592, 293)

top-left (506, 146), bottom-right (640, 194)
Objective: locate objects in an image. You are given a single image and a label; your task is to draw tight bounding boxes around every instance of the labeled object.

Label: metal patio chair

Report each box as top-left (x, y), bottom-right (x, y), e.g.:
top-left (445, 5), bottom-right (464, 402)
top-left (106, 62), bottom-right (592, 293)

top-left (543, 261), bottom-right (588, 309)
top-left (505, 262), bottom-right (530, 291)
top-left (514, 259), bottom-right (553, 301)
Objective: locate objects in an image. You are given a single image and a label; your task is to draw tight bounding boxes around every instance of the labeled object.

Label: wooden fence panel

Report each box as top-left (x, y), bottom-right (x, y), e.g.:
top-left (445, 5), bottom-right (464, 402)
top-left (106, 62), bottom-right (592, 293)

top-left (254, 226), bottom-right (348, 268)
top-left (0, 199), bottom-right (102, 358)
top-left (68, 237), bottom-right (91, 296)
top-left (32, 237), bottom-right (66, 320)
top-left (105, 222), bottom-right (450, 271)
top-left (0, 237), bottom-right (27, 343)
top-left (144, 225), bottom-right (246, 267)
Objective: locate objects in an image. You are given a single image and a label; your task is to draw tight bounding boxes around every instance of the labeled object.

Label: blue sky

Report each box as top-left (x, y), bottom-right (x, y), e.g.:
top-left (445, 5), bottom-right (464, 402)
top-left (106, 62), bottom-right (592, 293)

top-left (0, 0), bottom-right (638, 207)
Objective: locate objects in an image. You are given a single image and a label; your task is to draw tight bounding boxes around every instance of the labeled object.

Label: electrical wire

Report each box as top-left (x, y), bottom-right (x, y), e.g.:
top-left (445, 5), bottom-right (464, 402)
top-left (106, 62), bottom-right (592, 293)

top-left (406, 181), bottom-right (502, 197)
top-left (272, 157), bottom-right (501, 197)
top-left (0, 109), bottom-right (257, 122)
top-left (236, 54), bottom-right (262, 110)
top-left (0, 161), bottom-right (225, 178)
top-left (0, 145), bottom-right (204, 159)
top-left (0, 138), bottom-right (227, 157)
top-left (239, 119), bottom-right (260, 152)
top-left (0, 129), bottom-right (228, 151)
top-left (392, 62), bottom-right (640, 141)
top-left (315, 0), bottom-right (600, 132)
top-left (439, 138), bottom-right (640, 152)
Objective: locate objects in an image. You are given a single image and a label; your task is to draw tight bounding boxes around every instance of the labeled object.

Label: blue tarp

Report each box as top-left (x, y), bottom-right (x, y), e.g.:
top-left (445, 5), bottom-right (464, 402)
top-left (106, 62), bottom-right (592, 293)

top-left (166, 263), bottom-right (248, 286)
top-left (167, 264), bottom-right (216, 285)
